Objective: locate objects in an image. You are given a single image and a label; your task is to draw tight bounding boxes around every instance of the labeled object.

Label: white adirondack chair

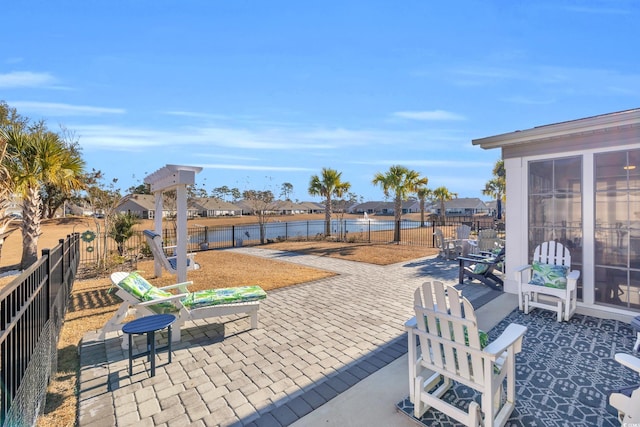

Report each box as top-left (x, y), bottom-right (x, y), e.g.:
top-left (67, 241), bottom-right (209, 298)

top-left (434, 228), bottom-right (461, 260)
top-left (477, 229), bottom-right (501, 252)
top-left (515, 241), bottom-right (580, 322)
top-left (610, 353), bottom-right (640, 424)
top-left (411, 281), bottom-right (527, 426)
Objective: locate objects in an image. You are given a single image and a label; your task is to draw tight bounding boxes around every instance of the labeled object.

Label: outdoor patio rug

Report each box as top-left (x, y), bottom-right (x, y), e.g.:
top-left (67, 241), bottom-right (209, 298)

top-left (396, 308), bottom-right (638, 426)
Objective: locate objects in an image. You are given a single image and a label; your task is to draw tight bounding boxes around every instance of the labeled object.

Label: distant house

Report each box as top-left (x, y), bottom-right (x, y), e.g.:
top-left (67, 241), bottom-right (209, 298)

top-left (351, 201), bottom-right (383, 215)
top-left (275, 200), bottom-right (310, 215)
top-left (116, 194), bottom-right (199, 219)
top-left (473, 108), bottom-right (640, 317)
top-left (116, 194), bottom-right (156, 219)
top-left (5, 194), bottom-right (22, 217)
top-left (192, 198), bottom-right (241, 217)
top-left (298, 201), bottom-right (324, 214)
top-left (352, 200), bottom-right (418, 216)
top-left (483, 200), bottom-right (506, 218)
top-left (440, 198), bottom-right (489, 216)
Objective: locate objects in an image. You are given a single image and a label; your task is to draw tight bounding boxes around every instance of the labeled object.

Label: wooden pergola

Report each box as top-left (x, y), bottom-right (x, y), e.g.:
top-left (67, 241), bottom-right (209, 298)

top-left (144, 164), bottom-right (202, 282)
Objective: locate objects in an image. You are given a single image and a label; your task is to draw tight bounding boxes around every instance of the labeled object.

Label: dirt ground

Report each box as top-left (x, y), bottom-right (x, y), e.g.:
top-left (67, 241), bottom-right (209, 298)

top-left (2, 214), bottom-right (437, 427)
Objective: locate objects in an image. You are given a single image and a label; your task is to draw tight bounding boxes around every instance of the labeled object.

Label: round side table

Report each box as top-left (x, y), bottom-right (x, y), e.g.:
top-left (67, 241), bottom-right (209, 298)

top-left (122, 314), bottom-right (176, 377)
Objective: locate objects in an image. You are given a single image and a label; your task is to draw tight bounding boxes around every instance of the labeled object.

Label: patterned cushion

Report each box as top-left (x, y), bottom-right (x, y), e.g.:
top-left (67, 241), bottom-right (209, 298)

top-left (180, 286), bottom-right (267, 309)
top-left (473, 258), bottom-right (494, 275)
top-left (529, 261), bottom-right (569, 289)
top-left (117, 272), bottom-right (154, 299)
top-left (118, 272), bottom-right (178, 314)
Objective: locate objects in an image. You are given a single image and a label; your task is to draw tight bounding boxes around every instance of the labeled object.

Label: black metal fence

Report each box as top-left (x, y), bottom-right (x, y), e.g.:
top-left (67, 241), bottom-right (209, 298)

top-left (0, 233), bottom-right (80, 427)
top-left (77, 216), bottom-right (501, 265)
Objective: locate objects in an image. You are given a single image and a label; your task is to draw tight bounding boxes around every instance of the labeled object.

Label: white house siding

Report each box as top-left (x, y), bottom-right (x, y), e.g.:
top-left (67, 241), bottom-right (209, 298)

top-left (475, 108), bottom-right (640, 319)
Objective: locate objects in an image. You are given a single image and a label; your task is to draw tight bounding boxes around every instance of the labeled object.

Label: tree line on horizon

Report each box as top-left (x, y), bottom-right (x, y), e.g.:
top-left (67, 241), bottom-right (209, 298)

top-left (0, 100), bottom-right (505, 269)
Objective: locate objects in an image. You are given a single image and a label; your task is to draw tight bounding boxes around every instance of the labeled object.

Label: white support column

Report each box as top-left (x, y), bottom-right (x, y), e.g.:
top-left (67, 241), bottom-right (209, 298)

top-left (154, 191), bottom-right (164, 278)
top-left (176, 185), bottom-right (188, 283)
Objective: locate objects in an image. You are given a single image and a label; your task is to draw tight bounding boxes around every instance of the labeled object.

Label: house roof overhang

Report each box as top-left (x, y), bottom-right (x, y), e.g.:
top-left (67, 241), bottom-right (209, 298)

top-left (472, 108), bottom-right (640, 150)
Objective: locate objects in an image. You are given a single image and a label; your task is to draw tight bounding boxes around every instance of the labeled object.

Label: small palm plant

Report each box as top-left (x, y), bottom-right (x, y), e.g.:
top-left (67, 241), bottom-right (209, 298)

top-left (109, 212), bottom-right (140, 256)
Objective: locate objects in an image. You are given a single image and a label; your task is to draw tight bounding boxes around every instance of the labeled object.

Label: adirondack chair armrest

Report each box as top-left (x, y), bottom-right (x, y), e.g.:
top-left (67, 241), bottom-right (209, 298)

top-left (137, 293), bottom-right (189, 306)
top-left (458, 255), bottom-right (495, 265)
top-left (567, 270), bottom-right (581, 290)
top-left (457, 255), bottom-right (483, 263)
top-left (158, 281), bottom-right (194, 292)
top-left (483, 323), bottom-right (527, 357)
top-left (514, 264), bottom-right (532, 282)
top-left (615, 353), bottom-right (640, 374)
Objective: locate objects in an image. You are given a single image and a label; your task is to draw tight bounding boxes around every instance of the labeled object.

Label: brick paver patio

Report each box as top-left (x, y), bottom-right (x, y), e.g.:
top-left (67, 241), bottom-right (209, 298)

top-left (77, 248), bottom-right (493, 427)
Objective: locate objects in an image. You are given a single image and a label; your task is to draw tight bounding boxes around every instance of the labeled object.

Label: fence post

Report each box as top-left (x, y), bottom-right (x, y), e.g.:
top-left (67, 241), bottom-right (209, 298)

top-left (59, 238), bottom-right (65, 286)
top-left (43, 248), bottom-right (52, 322)
top-left (432, 222), bottom-right (435, 247)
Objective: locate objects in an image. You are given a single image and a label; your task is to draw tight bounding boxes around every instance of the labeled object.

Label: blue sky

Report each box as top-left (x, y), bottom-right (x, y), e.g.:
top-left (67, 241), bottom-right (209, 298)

top-left (2, 1), bottom-right (638, 202)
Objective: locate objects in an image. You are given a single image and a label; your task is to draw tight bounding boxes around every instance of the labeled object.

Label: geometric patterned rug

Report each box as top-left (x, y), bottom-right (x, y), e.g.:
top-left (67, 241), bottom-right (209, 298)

top-left (397, 309), bottom-right (638, 427)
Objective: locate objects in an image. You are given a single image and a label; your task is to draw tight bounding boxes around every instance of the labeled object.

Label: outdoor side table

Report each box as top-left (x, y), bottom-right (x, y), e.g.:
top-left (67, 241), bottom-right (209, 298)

top-left (122, 314), bottom-right (176, 377)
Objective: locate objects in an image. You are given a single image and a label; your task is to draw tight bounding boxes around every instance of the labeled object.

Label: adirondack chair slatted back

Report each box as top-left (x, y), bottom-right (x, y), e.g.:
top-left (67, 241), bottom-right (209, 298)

top-left (414, 281), bottom-right (484, 385)
top-left (434, 228), bottom-right (459, 260)
top-left (533, 241), bottom-right (571, 267)
top-left (477, 229), bottom-right (500, 252)
top-left (456, 225), bottom-right (472, 240)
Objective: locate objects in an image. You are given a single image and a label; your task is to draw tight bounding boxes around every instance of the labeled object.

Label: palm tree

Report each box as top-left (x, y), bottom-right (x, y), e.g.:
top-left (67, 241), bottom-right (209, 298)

top-left (308, 168), bottom-right (351, 237)
top-left (432, 186), bottom-right (457, 225)
top-left (372, 165), bottom-right (428, 242)
top-left (3, 127), bottom-right (85, 269)
top-left (0, 137), bottom-right (16, 264)
top-left (483, 159), bottom-right (506, 219)
top-left (416, 186), bottom-right (432, 227)
top-left (109, 212), bottom-right (140, 256)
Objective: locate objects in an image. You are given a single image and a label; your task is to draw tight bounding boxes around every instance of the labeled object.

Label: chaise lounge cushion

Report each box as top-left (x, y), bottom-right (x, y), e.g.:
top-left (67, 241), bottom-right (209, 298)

top-left (529, 261), bottom-right (569, 289)
top-left (182, 286), bottom-right (267, 309)
top-left (117, 272), bottom-right (178, 314)
top-left (116, 272), bottom-right (267, 313)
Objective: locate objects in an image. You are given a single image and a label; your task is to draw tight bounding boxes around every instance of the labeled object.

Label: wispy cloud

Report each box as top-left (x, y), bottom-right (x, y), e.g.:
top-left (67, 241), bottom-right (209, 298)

top-left (196, 153), bottom-right (261, 161)
top-left (0, 71), bottom-right (58, 88)
top-left (392, 110), bottom-right (466, 121)
top-left (10, 101), bottom-right (125, 116)
top-left (352, 159), bottom-right (493, 168)
top-left (164, 111), bottom-right (231, 120)
top-left (73, 125), bottom-right (171, 151)
top-left (449, 64), bottom-right (640, 97)
top-left (197, 163), bottom-right (314, 172)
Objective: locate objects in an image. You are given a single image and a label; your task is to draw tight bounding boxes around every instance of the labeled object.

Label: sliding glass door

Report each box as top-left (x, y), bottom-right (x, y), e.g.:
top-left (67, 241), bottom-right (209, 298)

top-left (594, 149), bottom-right (640, 309)
top-left (528, 156), bottom-right (583, 299)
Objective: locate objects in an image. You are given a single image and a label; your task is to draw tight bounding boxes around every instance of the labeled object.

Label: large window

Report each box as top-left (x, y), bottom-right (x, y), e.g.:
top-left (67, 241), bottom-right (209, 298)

top-left (528, 156), bottom-right (583, 298)
top-left (594, 149), bottom-right (640, 309)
